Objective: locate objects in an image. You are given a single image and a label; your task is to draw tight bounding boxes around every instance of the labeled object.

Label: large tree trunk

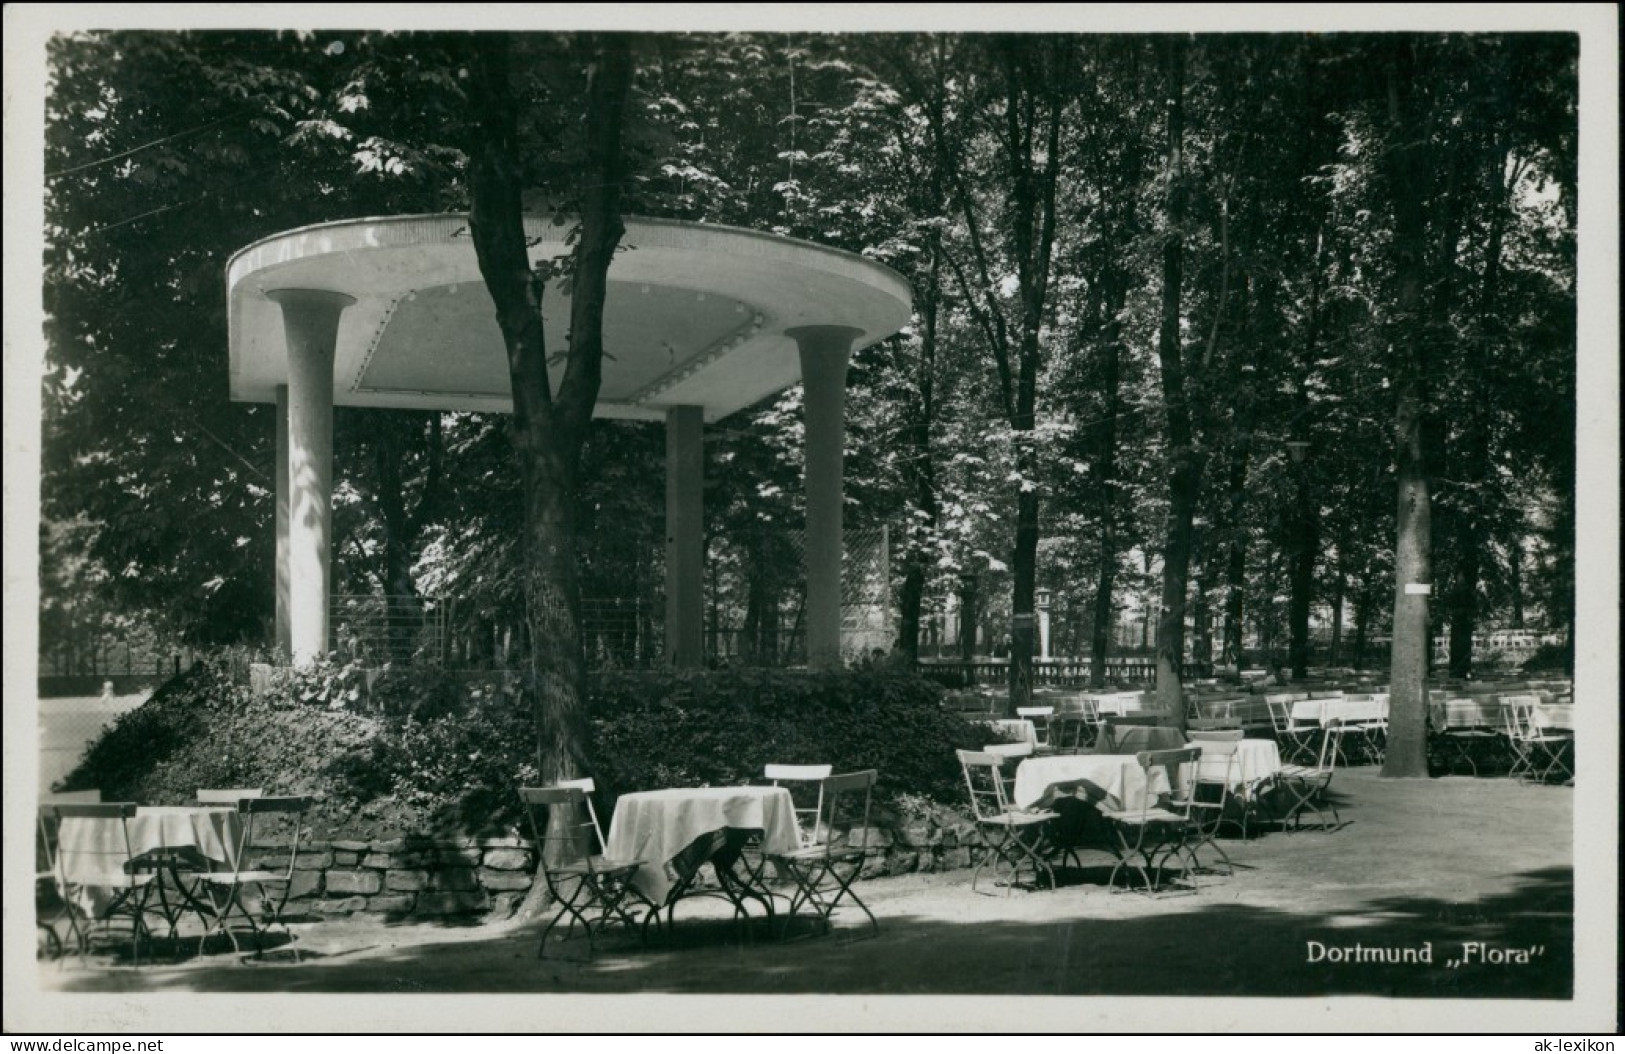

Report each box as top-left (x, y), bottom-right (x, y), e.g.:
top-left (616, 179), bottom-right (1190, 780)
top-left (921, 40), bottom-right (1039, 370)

top-left (1218, 434), bottom-right (1251, 671)
top-left (1328, 533), bottom-right (1347, 666)
top-left (1191, 553), bottom-right (1213, 667)
top-left (466, 34), bottom-right (634, 913)
top-left (1007, 487), bottom-right (1039, 715)
top-left (1381, 42), bottom-right (1433, 778)
top-left (999, 41), bottom-right (1064, 718)
top-left (1153, 37), bottom-right (1198, 731)
top-left (897, 231), bottom-right (942, 661)
top-left (1087, 272), bottom-right (1127, 689)
top-left (1286, 486), bottom-right (1318, 679)
top-left (1446, 138), bottom-right (1514, 679)
top-left (1508, 533), bottom-right (1525, 629)
top-left (1352, 579), bottom-right (1374, 669)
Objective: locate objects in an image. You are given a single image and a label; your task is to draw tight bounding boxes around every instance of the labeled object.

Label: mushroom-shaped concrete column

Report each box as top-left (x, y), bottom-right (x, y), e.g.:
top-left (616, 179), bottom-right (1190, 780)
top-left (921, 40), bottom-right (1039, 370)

top-left (789, 325), bottom-right (863, 669)
top-left (267, 289), bottom-right (354, 665)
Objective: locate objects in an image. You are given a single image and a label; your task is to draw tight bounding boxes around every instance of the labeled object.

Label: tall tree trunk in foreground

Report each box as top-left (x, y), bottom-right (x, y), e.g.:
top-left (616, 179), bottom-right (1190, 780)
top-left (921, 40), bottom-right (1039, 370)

top-left (1446, 139), bottom-right (1515, 678)
top-left (1088, 289), bottom-right (1124, 689)
top-left (1381, 41), bottom-right (1433, 778)
top-left (465, 35), bottom-right (635, 903)
top-left (1153, 37), bottom-right (1199, 732)
top-left (897, 231), bottom-right (943, 661)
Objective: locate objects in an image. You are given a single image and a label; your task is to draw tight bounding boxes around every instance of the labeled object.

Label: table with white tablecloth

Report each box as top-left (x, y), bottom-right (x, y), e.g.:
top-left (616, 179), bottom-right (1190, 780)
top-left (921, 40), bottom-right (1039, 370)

top-left (55, 806), bottom-right (243, 930)
top-left (1180, 738), bottom-right (1282, 797)
top-left (979, 718), bottom-right (1037, 746)
top-left (604, 786), bottom-right (802, 906)
top-left (57, 806), bottom-right (241, 886)
top-left (1011, 754), bottom-right (1172, 812)
top-left (1529, 702), bottom-right (1574, 731)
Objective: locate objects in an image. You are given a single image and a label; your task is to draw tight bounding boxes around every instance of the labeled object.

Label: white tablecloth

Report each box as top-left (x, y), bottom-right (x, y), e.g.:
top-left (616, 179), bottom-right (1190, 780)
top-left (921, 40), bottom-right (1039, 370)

top-left (1011, 754), bottom-right (1172, 812)
top-left (1181, 739), bottom-right (1282, 795)
top-left (1191, 697), bottom-right (1275, 728)
top-left (604, 787), bottom-right (801, 904)
top-left (1431, 698), bottom-right (1509, 730)
top-left (56, 806), bottom-right (241, 886)
top-left (1321, 697), bottom-right (1388, 725)
top-left (1530, 703), bottom-right (1574, 732)
top-left (980, 718), bottom-right (1037, 745)
top-left (1090, 693), bottom-right (1155, 717)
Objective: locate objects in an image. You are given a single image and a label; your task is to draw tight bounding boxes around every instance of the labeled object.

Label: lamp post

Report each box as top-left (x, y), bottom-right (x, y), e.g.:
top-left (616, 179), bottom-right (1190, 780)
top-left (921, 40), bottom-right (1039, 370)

top-left (1036, 587), bottom-right (1053, 662)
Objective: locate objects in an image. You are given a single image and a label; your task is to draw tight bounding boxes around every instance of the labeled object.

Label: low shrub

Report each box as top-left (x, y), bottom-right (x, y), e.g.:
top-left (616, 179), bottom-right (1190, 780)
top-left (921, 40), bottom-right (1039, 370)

top-left (915, 665), bottom-right (970, 690)
top-left (590, 667), bottom-right (990, 807)
top-left (324, 674), bottom-right (539, 833)
top-left (57, 660), bottom-right (379, 835)
top-left (1521, 642), bottom-right (1572, 674)
top-left (61, 661), bottom-right (992, 838)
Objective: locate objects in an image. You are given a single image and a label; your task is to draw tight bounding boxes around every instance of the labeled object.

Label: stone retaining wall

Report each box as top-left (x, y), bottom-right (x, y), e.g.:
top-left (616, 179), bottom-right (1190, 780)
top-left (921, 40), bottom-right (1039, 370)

top-left (259, 809), bottom-right (981, 919)
top-left (246, 836), bottom-right (540, 919)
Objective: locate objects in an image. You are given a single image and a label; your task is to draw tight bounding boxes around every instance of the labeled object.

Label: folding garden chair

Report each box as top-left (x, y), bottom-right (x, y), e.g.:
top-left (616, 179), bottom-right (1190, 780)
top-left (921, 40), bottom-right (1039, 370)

top-left (1429, 698), bottom-right (1502, 775)
top-left (1173, 736), bottom-right (1239, 875)
top-left (1267, 696), bottom-right (1321, 765)
top-left (193, 796), bottom-right (309, 960)
top-left (1269, 718), bottom-right (1343, 831)
top-left (1503, 697), bottom-right (1573, 784)
top-left (37, 807), bottom-right (76, 959)
top-left (1098, 747), bottom-right (1202, 895)
top-left (52, 802), bottom-right (158, 963)
top-left (519, 781), bottom-right (658, 959)
top-left (1016, 706), bottom-right (1055, 754)
top-left (764, 764), bottom-right (832, 847)
top-left (767, 770), bottom-right (880, 940)
top-left (956, 749), bottom-right (1058, 895)
top-left (37, 791), bottom-right (102, 958)
top-left (1326, 694), bottom-right (1387, 765)
top-left (745, 763), bottom-right (831, 896)
top-left (1051, 697), bottom-right (1101, 753)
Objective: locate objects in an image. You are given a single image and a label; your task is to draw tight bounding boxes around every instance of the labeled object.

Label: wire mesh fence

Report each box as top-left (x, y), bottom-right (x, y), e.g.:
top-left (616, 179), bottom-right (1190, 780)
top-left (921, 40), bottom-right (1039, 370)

top-left (330, 594), bottom-right (450, 667)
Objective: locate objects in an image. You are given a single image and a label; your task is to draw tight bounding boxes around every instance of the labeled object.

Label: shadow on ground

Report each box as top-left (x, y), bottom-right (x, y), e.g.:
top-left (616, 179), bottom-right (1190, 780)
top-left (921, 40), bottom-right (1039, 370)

top-left (48, 865), bottom-right (1571, 999)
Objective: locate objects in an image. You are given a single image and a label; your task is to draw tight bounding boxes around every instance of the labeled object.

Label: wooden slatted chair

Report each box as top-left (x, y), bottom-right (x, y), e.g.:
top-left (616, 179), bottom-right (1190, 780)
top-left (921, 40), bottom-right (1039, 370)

top-left (193, 796), bottom-right (310, 960)
top-left (956, 750), bottom-right (1058, 895)
top-left (1267, 696), bottom-right (1321, 765)
top-left (1503, 696), bottom-right (1574, 783)
top-left (1050, 697), bottom-right (1101, 753)
top-left (37, 791), bottom-right (102, 959)
top-left (768, 770), bottom-right (880, 940)
top-left (1098, 747), bottom-right (1202, 894)
top-left (519, 782), bottom-right (657, 959)
top-left (52, 802), bottom-right (158, 963)
top-left (764, 764), bottom-right (833, 847)
top-left (1270, 719), bottom-right (1343, 831)
top-left (1016, 707), bottom-right (1055, 754)
top-left (1173, 736), bottom-right (1239, 875)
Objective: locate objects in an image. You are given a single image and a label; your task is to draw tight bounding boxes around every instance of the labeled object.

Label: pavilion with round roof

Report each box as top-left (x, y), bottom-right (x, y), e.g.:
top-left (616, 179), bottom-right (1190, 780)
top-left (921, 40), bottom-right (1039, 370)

top-left (227, 214), bottom-right (914, 668)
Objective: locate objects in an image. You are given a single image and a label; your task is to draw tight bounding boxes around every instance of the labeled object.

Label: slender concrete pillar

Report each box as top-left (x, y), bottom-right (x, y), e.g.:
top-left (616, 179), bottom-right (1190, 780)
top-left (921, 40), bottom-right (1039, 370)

top-left (1038, 608), bottom-right (1052, 661)
top-left (789, 325), bottom-right (862, 669)
top-left (274, 385), bottom-right (292, 660)
top-left (664, 405), bottom-right (705, 668)
top-left (267, 289), bottom-right (353, 665)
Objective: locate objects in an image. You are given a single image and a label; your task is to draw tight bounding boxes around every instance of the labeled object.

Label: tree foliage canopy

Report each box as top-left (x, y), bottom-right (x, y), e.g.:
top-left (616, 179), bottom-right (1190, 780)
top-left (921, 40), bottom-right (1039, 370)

top-left (40, 30), bottom-right (1577, 710)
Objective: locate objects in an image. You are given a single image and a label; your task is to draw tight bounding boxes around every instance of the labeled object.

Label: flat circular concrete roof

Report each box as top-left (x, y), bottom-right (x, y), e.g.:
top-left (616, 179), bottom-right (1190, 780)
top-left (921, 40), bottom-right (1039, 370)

top-left (228, 214), bottom-right (913, 422)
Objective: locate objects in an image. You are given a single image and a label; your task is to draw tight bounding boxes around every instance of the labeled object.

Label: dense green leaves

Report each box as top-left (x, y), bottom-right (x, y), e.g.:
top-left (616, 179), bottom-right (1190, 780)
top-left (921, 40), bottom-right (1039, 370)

top-left (42, 30), bottom-right (1577, 704)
